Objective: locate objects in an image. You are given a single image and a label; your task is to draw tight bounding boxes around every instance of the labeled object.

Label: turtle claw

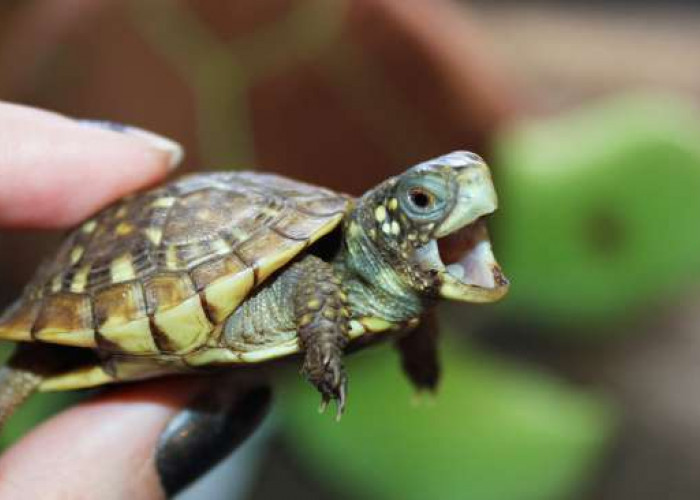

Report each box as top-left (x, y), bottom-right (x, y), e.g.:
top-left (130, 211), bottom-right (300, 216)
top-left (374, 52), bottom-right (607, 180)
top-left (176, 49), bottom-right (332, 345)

top-left (302, 343), bottom-right (348, 419)
top-left (319, 398), bottom-right (329, 414)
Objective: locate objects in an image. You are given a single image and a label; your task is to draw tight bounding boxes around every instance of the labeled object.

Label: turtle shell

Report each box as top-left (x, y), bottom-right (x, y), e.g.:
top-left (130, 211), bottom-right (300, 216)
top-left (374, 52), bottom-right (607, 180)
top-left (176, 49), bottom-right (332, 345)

top-left (0, 172), bottom-right (350, 359)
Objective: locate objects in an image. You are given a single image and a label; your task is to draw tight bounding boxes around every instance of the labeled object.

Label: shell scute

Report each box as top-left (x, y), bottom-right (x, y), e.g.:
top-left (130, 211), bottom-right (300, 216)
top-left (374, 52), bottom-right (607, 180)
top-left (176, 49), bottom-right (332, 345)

top-left (33, 293), bottom-right (94, 347)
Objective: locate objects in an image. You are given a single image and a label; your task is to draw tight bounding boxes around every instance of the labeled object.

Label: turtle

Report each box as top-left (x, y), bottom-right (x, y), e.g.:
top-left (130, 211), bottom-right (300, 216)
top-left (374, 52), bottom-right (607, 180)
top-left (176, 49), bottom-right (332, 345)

top-left (0, 151), bottom-right (508, 435)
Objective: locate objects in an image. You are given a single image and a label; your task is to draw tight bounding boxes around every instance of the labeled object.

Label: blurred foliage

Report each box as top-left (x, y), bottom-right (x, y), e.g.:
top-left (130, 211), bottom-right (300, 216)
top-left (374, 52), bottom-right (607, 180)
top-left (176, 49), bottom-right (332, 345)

top-left (494, 94), bottom-right (700, 328)
top-left (277, 332), bottom-right (615, 500)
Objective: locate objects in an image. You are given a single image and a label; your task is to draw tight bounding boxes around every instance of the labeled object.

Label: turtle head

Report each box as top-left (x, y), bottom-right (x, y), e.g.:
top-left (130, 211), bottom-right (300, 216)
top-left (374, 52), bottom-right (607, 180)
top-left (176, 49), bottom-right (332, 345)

top-left (354, 151), bottom-right (509, 304)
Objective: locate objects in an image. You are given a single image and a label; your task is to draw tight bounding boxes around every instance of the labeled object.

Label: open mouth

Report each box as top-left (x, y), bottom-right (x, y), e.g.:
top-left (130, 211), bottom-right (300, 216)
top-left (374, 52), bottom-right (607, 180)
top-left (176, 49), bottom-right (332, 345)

top-left (415, 218), bottom-right (509, 303)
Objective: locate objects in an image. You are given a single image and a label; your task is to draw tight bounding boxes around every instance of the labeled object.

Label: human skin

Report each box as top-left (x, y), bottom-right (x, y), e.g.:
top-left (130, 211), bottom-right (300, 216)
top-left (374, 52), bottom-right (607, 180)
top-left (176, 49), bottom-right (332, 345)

top-left (0, 103), bottom-right (266, 499)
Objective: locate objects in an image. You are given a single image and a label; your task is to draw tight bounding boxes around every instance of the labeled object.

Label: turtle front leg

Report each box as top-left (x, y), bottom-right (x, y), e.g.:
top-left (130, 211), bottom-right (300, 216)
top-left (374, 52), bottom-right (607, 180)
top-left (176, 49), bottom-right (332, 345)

top-left (396, 311), bottom-right (441, 393)
top-left (293, 256), bottom-right (350, 419)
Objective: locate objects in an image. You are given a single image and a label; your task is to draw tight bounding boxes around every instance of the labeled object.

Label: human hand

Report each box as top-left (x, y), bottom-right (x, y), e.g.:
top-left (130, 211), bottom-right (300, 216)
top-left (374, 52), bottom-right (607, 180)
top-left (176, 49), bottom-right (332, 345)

top-left (0, 103), bottom-right (270, 499)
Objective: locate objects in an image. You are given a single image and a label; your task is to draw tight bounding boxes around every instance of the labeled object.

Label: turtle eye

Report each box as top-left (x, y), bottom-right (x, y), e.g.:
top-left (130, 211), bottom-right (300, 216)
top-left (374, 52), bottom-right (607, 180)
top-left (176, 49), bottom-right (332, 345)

top-left (399, 177), bottom-right (448, 221)
top-left (408, 188), bottom-right (435, 210)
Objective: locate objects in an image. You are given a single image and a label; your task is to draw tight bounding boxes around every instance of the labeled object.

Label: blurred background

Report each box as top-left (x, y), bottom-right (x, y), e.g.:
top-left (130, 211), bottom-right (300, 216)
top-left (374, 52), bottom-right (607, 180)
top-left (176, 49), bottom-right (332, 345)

top-left (2, 0), bottom-right (700, 498)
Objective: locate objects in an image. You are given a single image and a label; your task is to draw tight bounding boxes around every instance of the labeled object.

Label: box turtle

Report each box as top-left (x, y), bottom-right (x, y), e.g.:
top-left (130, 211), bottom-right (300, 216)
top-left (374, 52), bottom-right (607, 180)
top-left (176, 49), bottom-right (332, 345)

top-left (0, 151), bottom-right (508, 433)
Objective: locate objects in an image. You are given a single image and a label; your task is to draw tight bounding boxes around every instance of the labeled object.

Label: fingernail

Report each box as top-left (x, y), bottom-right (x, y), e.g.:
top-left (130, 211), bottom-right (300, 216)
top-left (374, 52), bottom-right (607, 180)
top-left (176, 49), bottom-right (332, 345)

top-left (155, 380), bottom-right (271, 497)
top-left (77, 120), bottom-right (184, 169)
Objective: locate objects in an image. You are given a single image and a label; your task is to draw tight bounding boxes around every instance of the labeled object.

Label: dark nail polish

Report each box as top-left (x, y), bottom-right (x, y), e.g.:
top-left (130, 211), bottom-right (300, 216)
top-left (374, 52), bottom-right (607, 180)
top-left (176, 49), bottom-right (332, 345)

top-left (156, 380), bottom-right (271, 497)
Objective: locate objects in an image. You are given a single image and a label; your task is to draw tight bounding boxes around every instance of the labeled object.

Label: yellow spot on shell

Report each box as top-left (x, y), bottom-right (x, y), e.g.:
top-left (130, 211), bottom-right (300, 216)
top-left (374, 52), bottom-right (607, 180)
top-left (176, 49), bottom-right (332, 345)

top-left (382, 222), bottom-right (392, 235)
top-left (375, 205), bottom-right (387, 223)
top-left (100, 318), bottom-right (157, 354)
top-left (51, 274), bottom-right (63, 293)
top-left (360, 317), bottom-right (394, 332)
top-left (81, 220), bottom-right (97, 234)
top-left (144, 227), bottom-right (163, 246)
top-left (211, 238), bottom-right (232, 255)
top-left (70, 264), bottom-right (91, 293)
top-left (229, 227), bottom-right (249, 242)
top-left (110, 254), bottom-right (136, 282)
top-left (202, 269), bottom-right (254, 323)
top-left (38, 366), bottom-right (115, 392)
top-left (115, 222), bottom-right (134, 236)
top-left (165, 246), bottom-right (180, 270)
top-left (388, 198), bottom-right (398, 211)
top-left (260, 206), bottom-right (280, 218)
top-left (151, 197), bottom-right (176, 208)
top-left (391, 221), bottom-right (401, 235)
top-left (153, 295), bottom-right (212, 353)
top-left (307, 299), bottom-right (321, 311)
top-left (70, 246), bottom-right (84, 264)
top-left (115, 206), bottom-right (128, 218)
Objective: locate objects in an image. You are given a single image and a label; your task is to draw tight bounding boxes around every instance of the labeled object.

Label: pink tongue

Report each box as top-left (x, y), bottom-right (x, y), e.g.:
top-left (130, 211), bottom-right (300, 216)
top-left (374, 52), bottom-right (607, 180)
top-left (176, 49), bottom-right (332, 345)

top-left (438, 220), bottom-right (481, 265)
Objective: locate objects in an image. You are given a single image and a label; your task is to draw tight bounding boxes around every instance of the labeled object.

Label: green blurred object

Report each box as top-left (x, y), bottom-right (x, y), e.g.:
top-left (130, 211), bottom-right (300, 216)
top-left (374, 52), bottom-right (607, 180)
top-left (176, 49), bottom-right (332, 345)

top-left (494, 94), bottom-right (700, 325)
top-left (278, 336), bottom-right (614, 500)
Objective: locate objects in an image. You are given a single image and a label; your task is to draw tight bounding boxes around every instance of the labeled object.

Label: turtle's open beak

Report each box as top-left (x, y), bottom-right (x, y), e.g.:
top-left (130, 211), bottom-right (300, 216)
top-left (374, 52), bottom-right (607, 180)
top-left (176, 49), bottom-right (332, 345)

top-left (414, 161), bottom-right (509, 303)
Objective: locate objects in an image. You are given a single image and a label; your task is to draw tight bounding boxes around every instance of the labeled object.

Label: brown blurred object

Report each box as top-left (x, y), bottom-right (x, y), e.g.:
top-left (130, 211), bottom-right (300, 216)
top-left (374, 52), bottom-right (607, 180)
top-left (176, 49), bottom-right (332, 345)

top-left (0, 0), bottom-right (515, 194)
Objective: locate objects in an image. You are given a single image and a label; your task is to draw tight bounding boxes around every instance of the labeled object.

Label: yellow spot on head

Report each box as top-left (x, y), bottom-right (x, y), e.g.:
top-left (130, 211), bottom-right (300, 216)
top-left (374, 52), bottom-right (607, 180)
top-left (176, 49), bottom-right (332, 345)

top-left (382, 222), bottom-right (392, 235)
top-left (407, 232), bottom-right (417, 241)
top-left (307, 299), bottom-right (321, 310)
top-left (300, 313), bottom-right (314, 327)
top-left (110, 254), bottom-right (136, 282)
top-left (70, 246), bottom-right (84, 264)
top-left (368, 228), bottom-right (377, 239)
top-left (391, 221), bottom-right (401, 235)
top-left (375, 205), bottom-right (387, 223)
top-left (388, 198), bottom-right (398, 211)
top-left (115, 222), bottom-right (134, 236)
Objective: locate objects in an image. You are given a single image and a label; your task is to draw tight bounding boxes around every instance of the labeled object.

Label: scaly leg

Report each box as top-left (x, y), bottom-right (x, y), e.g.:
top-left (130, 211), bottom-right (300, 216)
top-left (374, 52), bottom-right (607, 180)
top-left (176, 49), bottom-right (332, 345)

top-left (396, 311), bottom-right (440, 393)
top-left (293, 256), bottom-right (350, 419)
